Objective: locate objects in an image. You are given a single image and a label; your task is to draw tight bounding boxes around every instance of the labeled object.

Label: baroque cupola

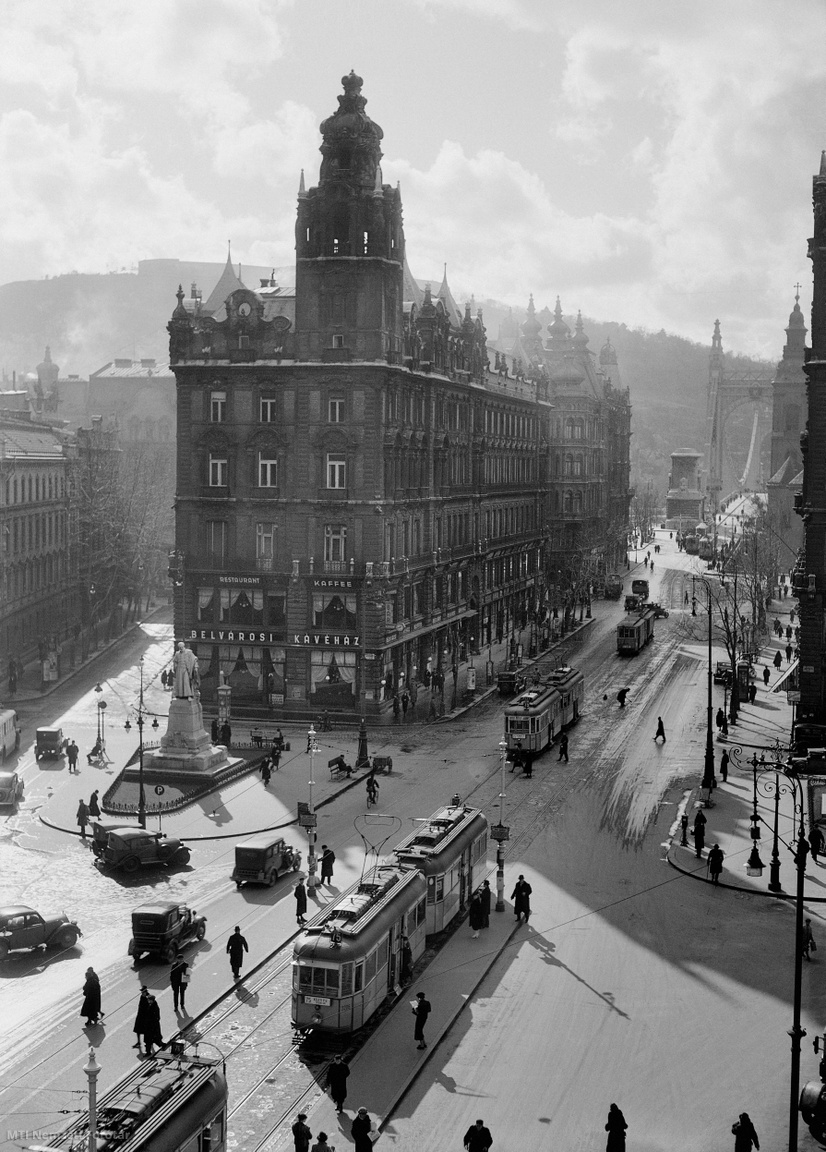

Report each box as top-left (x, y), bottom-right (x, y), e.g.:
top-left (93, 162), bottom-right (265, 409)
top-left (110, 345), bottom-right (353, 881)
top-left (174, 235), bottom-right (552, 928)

top-left (547, 297), bottom-right (571, 345)
top-left (295, 72), bottom-right (405, 362)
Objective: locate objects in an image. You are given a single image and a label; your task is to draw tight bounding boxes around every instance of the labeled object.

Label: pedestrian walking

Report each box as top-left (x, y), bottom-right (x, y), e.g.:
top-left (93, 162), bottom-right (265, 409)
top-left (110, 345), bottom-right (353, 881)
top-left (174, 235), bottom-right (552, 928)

top-left (773, 650), bottom-right (783, 670)
top-left (294, 880), bottom-right (308, 926)
top-left (693, 810), bottom-right (707, 858)
top-left (66, 739), bottom-right (79, 773)
top-left (654, 716), bottom-right (666, 743)
top-left (401, 689), bottom-right (409, 720)
top-left (144, 993), bottom-right (163, 1056)
top-left (748, 682), bottom-right (757, 704)
top-left (802, 917), bottom-right (817, 960)
top-left (170, 955), bottom-right (190, 1014)
top-left (220, 720), bottom-right (232, 746)
top-left (392, 694), bottom-right (401, 723)
top-left (76, 799), bottom-right (89, 838)
top-left (786, 624), bottom-right (793, 641)
top-left (326, 1054), bottom-right (350, 1113)
top-left (707, 843), bottom-right (725, 885)
top-left (226, 926), bottom-right (249, 980)
top-left (463, 1119), bottom-right (494, 1152)
top-left (87, 789), bottom-right (101, 818)
top-left (721, 710), bottom-right (729, 736)
top-left (412, 990), bottom-right (431, 1048)
top-left (272, 747), bottom-right (281, 771)
top-left (790, 608), bottom-right (796, 623)
top-left (400, 934), bottom-right (413, 983)
top-left (715, 707), bottom-right (725, 732)
top-left (311, 1133), bottom-right (334, 1152)
top-left (511, 874), bottom-right (532, 923)
top-left (731, 1111), bottom-right (760, 1150)
top-left (786, 643), bottom-right (793, 664)
top-left (320, 845), bottom-right (335, 884)
top-left (80, 967), bottom-right (102, 1026)
top-left (605, 1103), bottom-right (628, 1151)
top-left (810, 825), bottom-right (824, 864)
top-left (558, 731), bottom-right (569, 762)
top-left (616, 688), bottom-right (629, 708)
top-left (684, 590), bottom-right (689, 606)
top-left (351, 1107), bottom-right (374, 1152)
top-left (762, 666), bottom-right (770, 687)
top-left (720, 750), bottom-right (729, 782)
top-left (410, 681), bottom-right (418, 715)
top-left (469, 892), bottom-right (484, 939)
top-left (133, 986), bottom-right (152, 1054)
top-left (292, 1114), bottom-right (312, 1152)
top-left (366, 774), bottom-right (379, 806)
top-left (480, 880), bottom-right (491, 928)
top-left (261, 758), bottom-right (272, 787)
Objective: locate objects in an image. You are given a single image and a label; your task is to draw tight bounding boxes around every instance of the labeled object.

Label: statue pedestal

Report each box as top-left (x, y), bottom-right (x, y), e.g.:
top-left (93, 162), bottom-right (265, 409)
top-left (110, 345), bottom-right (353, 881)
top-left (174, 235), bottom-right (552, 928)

top-left (144, 696), bottom-right (230, 776)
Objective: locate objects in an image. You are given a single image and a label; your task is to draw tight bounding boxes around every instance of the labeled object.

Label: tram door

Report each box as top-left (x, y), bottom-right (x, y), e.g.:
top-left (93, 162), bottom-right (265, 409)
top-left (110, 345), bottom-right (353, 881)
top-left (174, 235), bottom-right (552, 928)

top-left (387, 921), bottom-right (399, 989)
top-left (458, 851), bottom-right (468, 910)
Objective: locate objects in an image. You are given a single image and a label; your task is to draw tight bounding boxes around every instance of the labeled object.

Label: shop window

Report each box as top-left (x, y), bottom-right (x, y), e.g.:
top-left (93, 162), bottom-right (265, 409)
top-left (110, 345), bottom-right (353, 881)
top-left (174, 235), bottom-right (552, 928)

top-left (311, 649), bottom-right (356, 703)
top-left (198, 588), bottom-right (216, 623)
top-left (313, 593), bottom-right (358, 630)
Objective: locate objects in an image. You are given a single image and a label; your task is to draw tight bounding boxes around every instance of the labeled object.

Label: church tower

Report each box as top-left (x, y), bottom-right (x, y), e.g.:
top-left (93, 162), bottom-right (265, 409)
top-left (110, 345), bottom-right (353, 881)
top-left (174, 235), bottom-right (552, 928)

top-left (295, 71), bottom-right (405, 362)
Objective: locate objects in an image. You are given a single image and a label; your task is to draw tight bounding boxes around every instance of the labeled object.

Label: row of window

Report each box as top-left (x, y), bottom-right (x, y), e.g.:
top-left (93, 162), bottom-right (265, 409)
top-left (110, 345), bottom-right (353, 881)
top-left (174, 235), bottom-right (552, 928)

top-left (210, 391), bottom-right (346, 425)
top-left (552, 453), bottom-right (605, 478)
top-left (204, 521), bottom-right (348, 565)
top-left (4, 471), bottom-right (66, 506)
top-left (208, 453), bottom-right (345, 490)
top-left (4, 512), bottom-right (67, 556)
top-left (5, 553), bottom-right (68, 599)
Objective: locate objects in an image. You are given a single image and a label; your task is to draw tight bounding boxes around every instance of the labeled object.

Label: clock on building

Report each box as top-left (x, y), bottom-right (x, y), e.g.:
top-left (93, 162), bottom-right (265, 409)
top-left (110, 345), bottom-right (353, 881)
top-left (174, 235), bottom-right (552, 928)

top-left (238, 302), bottom-right (252, 318)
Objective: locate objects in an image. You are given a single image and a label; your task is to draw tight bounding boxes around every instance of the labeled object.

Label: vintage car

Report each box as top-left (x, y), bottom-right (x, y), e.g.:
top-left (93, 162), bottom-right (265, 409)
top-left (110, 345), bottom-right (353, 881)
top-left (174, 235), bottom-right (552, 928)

top-left (0, 771), bottom-right (23, 807)
top-left (0, 904), bottom-right (82, 959)
top-left (604, 573), bottom-right (623, 601)
top-left (91, 824), bottom-right (191, 873)
top-left (128, 901), bottom-right (206, 962)
top-left (624, 594), bottom-right (641, 612)
top-left (35, 726), bottom-right (65, 761)
top-left (497, 669), bottom-right (527, 696)
top-left (713, 661), bottom-right (734, 686)
top-left (232, 834), bottom-right (302, 888)
top-left (649, 603), bottom-right (669, 619)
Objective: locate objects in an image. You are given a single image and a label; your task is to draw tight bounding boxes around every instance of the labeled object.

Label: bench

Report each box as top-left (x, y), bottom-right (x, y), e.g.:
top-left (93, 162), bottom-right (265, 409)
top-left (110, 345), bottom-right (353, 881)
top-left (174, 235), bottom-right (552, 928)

top-left (328, 755), bottom-right (353, 780)
top-left (372, 755), bottom-right (393, 775)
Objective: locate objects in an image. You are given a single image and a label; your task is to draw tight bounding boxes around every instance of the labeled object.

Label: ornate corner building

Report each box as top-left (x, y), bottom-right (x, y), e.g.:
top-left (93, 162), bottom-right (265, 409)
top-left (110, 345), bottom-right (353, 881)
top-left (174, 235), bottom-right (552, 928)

top-left (168, 73), bottom-right (632, 720)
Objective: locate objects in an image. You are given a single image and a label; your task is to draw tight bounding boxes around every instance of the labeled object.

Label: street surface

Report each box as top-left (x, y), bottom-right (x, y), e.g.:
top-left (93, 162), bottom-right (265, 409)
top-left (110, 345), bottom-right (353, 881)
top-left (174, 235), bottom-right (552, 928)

top-left (0, 535), bottom-right (824, 1151)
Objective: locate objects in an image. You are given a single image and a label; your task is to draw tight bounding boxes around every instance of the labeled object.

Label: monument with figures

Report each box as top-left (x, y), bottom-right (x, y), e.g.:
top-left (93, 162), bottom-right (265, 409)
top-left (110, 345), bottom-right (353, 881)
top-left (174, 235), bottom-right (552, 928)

top-left (143, 642), bottom-right (231, 775)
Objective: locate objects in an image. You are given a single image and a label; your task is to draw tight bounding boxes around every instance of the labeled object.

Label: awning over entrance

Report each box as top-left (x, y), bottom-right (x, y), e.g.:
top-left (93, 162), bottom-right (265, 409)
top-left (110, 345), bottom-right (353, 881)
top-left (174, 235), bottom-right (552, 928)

top-left (772, 658), bottom-right (799, 692)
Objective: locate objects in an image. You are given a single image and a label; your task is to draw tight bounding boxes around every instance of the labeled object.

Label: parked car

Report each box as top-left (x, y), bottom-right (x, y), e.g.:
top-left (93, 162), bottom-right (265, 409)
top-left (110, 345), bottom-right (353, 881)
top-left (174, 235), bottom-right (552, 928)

top-left (0, 771), bottom-right (23, 807)
top-left (35, 727), bottom-right (65, 761)
top-left (232, 834), bottom-right (302, 889)
top-left (0, 904), bottom-right (82, 959)
top-left (91, 824), bottom-right (191, 873)
top-left (128, 901), bottom-right (206, 962)
top-left (713, 661), bottom-right (733, 686)
top-left (624, 594), bottom-right (641, 612)
top-left (650, 603), bottom-right (669, 619)
top-left (497, 669), bottom-right (526, 696)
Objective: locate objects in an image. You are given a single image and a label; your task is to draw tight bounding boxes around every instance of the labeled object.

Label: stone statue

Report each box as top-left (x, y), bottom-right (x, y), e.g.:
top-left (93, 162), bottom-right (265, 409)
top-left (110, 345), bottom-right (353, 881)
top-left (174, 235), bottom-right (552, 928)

top-left (173, 642), bottom-right (200, 698)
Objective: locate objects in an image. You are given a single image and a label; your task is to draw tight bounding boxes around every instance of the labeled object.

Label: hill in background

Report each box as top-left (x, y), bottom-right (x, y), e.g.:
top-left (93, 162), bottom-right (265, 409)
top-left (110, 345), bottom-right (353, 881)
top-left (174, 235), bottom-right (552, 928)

top-left (0, 264), bottom-right (774, 500)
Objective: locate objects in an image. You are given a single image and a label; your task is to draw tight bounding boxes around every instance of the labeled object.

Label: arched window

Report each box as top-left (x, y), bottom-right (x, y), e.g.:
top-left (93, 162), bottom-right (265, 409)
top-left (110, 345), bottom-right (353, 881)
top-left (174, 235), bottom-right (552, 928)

top-left (563, 490), bottom-right (572, 513)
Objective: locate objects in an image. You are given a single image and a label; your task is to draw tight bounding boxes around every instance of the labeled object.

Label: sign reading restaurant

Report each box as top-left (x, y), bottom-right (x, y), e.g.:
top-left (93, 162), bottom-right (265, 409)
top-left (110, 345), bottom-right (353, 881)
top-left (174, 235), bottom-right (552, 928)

top-left (189, 627), bottom-right (360, 647)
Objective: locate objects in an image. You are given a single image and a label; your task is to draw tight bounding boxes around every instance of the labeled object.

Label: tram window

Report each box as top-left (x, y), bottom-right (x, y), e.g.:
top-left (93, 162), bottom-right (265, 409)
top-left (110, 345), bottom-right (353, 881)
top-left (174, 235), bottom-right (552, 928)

top-left (365, 949), bottom-right (377, 984)
top-left (355, 962), bottom-right (363, 991)
top-left (414, 897), bottom-right (426, 928)
top-left (298, 965), bottom-right (313, 991)
top-left (341, 961), bottom-right (354, 996)
top-left (377, 939), bottom-right (388, 970)
top-left (471, 833), bottom-right (487, 864)
top-left (202, 1113), bottom-right (225, 1151)
top-left (427, 875), bottom-right (445, 904)
top-left (312, 968), bottom-right (339, 995)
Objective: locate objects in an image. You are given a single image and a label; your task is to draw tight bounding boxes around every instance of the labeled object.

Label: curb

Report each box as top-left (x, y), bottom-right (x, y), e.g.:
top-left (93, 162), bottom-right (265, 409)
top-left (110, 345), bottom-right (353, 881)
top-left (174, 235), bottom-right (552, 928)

top-left (664, 844), bottom-right (826, 904)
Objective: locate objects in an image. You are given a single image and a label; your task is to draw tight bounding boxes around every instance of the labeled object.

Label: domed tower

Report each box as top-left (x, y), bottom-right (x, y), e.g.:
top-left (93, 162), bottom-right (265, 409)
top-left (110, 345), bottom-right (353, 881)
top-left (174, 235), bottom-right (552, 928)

top-left (295, 71), bottom-right (405, 361)
top-left (546, 297), bottom-right (571, 347)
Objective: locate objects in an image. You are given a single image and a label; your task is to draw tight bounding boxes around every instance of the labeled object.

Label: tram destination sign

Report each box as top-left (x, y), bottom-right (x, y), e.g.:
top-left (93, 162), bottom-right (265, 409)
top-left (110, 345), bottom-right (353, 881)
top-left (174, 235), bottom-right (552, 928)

top-left (490, 824), bottom-right (510, 842)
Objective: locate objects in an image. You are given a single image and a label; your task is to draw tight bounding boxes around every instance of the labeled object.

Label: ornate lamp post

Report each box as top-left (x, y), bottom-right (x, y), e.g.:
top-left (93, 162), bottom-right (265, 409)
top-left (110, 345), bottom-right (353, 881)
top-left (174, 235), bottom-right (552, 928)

top-left (306, 725), bottom-right (318, 892)
top-left (693, 577), bottom-right (716, 800)
top-left (491, 739), bottom-right (510, 913)
top-left (123, 656), bottom-right (158, 829)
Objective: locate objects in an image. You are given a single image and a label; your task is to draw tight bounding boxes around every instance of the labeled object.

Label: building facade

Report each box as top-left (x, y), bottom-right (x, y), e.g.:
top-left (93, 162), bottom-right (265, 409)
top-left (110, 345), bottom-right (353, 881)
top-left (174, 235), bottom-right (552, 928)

top-left (665, 451), bottom-right (705, 529)
top-left (168, 73), bottom-right (631, 720)
top-left (766, 292), bottom-right (807, 564)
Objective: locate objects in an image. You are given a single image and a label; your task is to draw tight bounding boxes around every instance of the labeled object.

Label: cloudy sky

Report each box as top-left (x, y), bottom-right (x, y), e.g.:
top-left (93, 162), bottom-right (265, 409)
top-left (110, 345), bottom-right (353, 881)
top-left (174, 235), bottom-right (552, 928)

top-left (2, 0), bottom-right (824, 355)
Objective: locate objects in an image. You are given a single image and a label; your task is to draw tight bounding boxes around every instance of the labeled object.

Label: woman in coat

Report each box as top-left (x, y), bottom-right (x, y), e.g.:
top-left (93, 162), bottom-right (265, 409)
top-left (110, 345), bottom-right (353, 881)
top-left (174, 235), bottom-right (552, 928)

top-left (479, 880), bottom-right (491, 928)
top-left (133, 986), bottom-right (152, 1054)
top-left (351, 1108), bottom-right (374, 1152)
top-left (80, 967), bottom-right (102, 1026)
top-left (469, 892), bottom-right (484, 939)
top-left (605, 1103), bottom-right (628, 1151)
top-left (294, 880), bottom-right (308, 926)
top-left (144, 994), bottom-right (163, 1056)
top-left (88, 791), bottom-right (101, 818)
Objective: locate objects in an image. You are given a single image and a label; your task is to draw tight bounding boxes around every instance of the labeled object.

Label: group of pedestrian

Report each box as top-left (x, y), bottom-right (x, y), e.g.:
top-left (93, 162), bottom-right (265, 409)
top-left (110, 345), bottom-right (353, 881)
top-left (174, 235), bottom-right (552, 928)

top-left (293, 1105), bottom-right (376, 1152)
top-left (132, 985), bottom-right (163, 1056)
top-left (469, 880), bottom-right (492, 938)
top-left (75, 790), bottom-right (102, 837)
top-left (210, 718), bottom-right (232, 746)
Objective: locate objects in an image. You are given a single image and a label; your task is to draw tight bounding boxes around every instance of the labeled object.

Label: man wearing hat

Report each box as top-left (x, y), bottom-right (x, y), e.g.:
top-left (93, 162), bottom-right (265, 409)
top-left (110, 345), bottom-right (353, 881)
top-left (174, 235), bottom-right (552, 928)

top-left (292, 1112), bottom-right (312, 1152)
top-left (351, 1107), bottom-right (374, 1152)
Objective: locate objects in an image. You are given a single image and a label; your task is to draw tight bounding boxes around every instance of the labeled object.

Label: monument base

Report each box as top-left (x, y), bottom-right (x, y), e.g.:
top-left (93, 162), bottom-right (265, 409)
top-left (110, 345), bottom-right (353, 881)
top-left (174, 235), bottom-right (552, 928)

top-left (129, 694), bottom-right (233, 777)
top-left (121, 748), bottom-right (242, 784)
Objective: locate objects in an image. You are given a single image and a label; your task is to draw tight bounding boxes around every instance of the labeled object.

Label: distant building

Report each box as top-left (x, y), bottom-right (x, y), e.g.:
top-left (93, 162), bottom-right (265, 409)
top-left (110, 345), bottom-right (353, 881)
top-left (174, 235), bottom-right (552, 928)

top-left (767, 292), bottom-right (807, 563)
top-left (665, 451), bottom-right (705, 529)
top-left (167, 72), bottom-right (632, 720)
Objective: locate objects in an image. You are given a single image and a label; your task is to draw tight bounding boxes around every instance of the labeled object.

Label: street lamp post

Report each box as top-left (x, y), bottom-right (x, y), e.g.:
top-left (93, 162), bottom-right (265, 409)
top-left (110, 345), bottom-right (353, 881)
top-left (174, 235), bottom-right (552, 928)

top-left (124, 656), bottom-right (152, 828)
top-left (693, 578), bottom-right (716, 799)
top-left (492, 739), bottom-right (509, 912)
top-left (306, 725), bottom-right (318, 892)
top-left (84, 1046), bottom-right (100, 1152)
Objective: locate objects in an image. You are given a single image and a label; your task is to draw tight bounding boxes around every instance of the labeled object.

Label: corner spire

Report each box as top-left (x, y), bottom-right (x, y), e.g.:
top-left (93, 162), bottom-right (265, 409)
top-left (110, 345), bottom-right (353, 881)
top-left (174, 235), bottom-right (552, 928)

top-left (298, 168), bottom-right (306, 195)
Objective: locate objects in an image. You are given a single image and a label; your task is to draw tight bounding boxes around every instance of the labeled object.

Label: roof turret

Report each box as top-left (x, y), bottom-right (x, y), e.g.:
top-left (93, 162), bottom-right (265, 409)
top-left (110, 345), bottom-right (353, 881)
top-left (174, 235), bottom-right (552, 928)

top-left (547, 297), bottom-right (571, 342)
top-left (573, 310), bottom-right (589, 351)
top-left (599, 337), bottom-right (617, 367)
top-left (521, 294), bottom-right (542, 341)
top-left (318, 71), bottom-right (383, 189)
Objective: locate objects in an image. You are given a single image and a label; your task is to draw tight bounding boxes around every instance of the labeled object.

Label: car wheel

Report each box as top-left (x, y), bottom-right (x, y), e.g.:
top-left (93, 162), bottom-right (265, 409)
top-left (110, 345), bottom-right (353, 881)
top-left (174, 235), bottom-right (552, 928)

top-left (196, 922), bottom-right (206, 941)
top-left (269, 868), bottom-right (279, 886)
top-left (163, 943), bottom-right (178, 964)
top-left (56, 928), bottom-right (78, 950)
top-left (173, 847), bottom-right (191, 866)
top-left (0, 941), bottom-right (8, 960)
top-left (122, 857), bottom-right (140, 874)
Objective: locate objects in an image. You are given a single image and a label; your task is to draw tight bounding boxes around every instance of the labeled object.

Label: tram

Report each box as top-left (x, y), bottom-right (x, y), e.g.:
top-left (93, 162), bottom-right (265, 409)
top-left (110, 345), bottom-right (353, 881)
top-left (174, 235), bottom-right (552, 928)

top-left (292, 803), bottom-right (487, 1036)
top-left (503, 665), bottom-right (585, 759)
top-left (616, 606), bottom-right (656, 655)
top-left (44, 1045), bottom-right (227, 1152)
top-left (698, 535), bottom-right (714, 561)
top-left (684, 534), bottom-right (698, 555)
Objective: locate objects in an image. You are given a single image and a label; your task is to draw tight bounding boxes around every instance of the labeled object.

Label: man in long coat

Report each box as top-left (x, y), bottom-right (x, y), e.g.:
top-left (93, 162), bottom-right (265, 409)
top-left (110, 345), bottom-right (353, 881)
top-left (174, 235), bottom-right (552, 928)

top-left (80, 967), bottom-right (102, 1026)
top-left (326, 1054), bottom-right (350, 1112)
top-left (511, 874), bottom-right (532, 923)
top-left (226, 926), bottom-right (249, 979)
top-left (133, 986), bottom-right (152, 1054)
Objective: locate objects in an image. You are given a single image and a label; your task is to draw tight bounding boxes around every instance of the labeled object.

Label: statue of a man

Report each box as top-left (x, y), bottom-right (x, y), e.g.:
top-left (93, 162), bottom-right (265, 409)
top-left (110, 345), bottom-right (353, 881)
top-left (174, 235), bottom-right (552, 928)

top-left (173, 642), bottom-right (200, 698)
